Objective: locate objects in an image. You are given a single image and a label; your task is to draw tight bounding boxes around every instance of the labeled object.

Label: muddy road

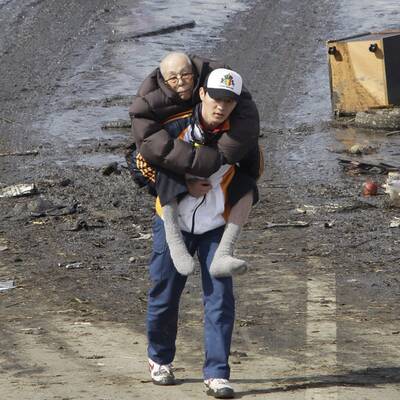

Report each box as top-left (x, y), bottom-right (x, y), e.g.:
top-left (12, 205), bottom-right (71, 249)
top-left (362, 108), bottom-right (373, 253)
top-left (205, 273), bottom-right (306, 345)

top-left (1, 0), bottom-right (400, 399)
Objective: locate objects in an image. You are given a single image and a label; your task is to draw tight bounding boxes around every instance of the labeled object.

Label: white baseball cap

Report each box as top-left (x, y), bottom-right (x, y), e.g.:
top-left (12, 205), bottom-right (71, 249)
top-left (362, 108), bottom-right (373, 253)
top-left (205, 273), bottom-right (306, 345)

top-left (205, 68), bottom-right (242, 101)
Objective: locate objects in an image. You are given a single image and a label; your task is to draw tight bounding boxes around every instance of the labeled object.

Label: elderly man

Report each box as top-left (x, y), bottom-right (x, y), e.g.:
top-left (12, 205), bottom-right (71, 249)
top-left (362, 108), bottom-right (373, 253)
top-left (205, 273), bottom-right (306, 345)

top-left (144, 68), bottom-right (261, 399)
top-left (129, 52), bottom-right (262, 277)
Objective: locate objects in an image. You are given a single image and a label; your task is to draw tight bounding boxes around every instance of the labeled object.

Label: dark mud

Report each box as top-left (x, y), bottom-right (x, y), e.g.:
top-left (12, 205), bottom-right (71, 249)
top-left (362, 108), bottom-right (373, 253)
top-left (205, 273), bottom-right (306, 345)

top-left (1, 0), bottom-right (400, 398)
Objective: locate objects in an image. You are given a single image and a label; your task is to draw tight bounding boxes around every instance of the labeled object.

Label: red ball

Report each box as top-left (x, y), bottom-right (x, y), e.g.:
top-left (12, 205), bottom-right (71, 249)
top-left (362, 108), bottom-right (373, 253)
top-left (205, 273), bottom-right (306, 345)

top-left (362, 181), bottom-right (378, 196)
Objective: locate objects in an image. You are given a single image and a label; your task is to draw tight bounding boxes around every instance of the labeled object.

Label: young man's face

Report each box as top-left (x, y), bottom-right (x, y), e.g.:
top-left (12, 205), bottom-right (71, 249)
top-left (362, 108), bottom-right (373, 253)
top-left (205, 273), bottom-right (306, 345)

top-left (162, 57), bottom-right (194, 101)
top-left (199, 87), bottom-right (237, 129)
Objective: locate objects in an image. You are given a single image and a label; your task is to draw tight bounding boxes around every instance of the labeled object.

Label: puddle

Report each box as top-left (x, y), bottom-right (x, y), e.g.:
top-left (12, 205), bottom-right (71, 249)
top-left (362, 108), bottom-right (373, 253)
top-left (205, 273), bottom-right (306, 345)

top-left (334, 127), bottom-right (400, 168)
top-left (36, 0), bottom-right (255, 167)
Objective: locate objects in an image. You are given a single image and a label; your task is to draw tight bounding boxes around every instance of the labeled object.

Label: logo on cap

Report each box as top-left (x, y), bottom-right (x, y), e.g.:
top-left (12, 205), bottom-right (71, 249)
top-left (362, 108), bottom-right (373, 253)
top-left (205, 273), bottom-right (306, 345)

top-left (221, 73), bottom-right (235, 89)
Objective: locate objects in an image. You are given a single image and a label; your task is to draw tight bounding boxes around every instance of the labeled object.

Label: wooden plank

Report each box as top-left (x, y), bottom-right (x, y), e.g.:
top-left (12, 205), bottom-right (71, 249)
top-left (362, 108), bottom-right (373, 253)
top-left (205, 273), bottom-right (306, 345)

top-left (329, 38), bottom-right (388, 113)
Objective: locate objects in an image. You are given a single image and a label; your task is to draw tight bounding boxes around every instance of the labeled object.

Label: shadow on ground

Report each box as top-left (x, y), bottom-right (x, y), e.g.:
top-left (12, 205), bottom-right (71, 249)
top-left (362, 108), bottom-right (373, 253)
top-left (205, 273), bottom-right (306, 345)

top-left (227, 366), bottom-right (400, 397)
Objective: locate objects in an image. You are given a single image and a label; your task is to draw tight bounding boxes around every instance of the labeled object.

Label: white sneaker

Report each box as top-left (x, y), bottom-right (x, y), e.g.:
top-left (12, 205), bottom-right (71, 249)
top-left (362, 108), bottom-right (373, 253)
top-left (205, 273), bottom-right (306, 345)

top-left (204, 378), bottom-right (235, 398)
top-left (148, 358), bottom-right (176, 385)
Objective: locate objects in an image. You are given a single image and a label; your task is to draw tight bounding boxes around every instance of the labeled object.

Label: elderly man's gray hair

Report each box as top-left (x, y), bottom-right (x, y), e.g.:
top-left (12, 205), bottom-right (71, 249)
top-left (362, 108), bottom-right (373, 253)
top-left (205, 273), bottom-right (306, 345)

top-left (159, 52), bottom-right (193, 78)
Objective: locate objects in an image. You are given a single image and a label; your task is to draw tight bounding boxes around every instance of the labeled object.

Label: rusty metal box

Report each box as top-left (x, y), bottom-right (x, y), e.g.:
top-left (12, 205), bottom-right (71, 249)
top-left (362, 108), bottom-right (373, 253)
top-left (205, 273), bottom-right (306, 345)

top-left (327, 31), bottom-right (400, 115)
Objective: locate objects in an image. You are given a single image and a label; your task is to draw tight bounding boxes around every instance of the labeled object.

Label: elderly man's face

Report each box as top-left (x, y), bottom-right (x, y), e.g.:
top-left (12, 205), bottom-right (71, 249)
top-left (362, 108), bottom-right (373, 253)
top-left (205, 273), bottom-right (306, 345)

top-left (162, 57), bottom-right (194, 101)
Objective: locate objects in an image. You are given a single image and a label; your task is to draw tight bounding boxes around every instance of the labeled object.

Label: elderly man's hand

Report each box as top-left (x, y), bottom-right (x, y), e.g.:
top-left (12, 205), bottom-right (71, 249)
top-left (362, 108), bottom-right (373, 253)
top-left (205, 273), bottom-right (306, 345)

top-left (186, 178), bottom-right (212, 198)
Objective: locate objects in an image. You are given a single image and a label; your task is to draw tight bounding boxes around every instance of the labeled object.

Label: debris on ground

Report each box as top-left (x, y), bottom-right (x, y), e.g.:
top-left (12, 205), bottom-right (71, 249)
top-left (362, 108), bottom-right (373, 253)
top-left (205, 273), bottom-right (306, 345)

top-left (383, 172), bottom-right (400, 207)
top-left (355, 107), bottom-right (400, 130)
top-left (0, 116), bottom-right (15, 123)
top-left (299, 201), bottom-right (378, 215)
top-left (335, 200), bottom-right (378, 212)
top-left (64, 219), bottom-right (106, 232)
top-left (264, 221), bottom-right (309, 229)
top-left (328, 144), bottom-right (378, 155)
top-left (102, 162), bottom-right (121, 176)
top-left (0, 183), bottom-right (37, 198)
top-left (109, 20), bottom-right (196, 42)
top-left (20, 327), bottom-right (44, 335)
top-left (0, 245), bottom-right (9, 252)
top-left (0, 150), bottom-right (39, 157)
top-left (362, 180), bottom-right (378, 196)
top-left (0, 280), bottom-right (16, 292)
top-left (324, 221), bottom-right (335, 228)
top-left (29, 198), bottom-right (79, 218)
top-left (389, 217), bottom-right (400, 228)
top-left (348, 143), bottom-right (377, 155)
top-left (85, 355), bottom-right (105, 360)
top-left (385, 129), bottom-right (400, 137)
top-left (338, 158), bottom-right (399, 175)
top-left (69, 95), bottom-right (133, 109)
top-left (230, 350), bottom-right (248, 358)
top-left (59, 178), bottom-right (73, 187)
top-left (65, 219), bottom-right (90, 232)
top-left (101, 119), bottom-right (131, 129)
top-left (135, 233), bottom-right (152, 240)
top-left (295, 205), bottom-right (319, 215)
top-left (58, 261), bottom-right (84, 269)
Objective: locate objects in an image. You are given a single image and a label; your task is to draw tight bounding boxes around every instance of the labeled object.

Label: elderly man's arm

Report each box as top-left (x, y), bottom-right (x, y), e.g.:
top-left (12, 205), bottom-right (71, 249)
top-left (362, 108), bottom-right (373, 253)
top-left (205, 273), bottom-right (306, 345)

top-left (217, 92), bottom-right (260, 164)
top-left (129, 95), bottom-right (223, 177)
top-left (128, 55), bottom-right (260, 177)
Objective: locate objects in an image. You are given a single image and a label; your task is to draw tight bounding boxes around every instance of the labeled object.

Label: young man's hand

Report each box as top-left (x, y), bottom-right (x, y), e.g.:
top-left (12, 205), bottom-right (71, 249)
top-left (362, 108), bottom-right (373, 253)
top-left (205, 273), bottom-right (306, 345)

top-left (186, 178), bottom-right (212, 198)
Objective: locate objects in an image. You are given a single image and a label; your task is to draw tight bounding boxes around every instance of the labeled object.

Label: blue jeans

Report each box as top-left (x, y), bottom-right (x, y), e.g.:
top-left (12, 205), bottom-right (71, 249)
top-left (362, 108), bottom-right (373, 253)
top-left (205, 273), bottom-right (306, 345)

top-left (147, 216), bottom-right (235, 379)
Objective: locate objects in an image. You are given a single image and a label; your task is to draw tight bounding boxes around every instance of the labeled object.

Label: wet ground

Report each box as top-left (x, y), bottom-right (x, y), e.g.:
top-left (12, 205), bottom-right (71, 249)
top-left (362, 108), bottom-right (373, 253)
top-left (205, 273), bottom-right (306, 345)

top-left (1, 0), bottom-right (400, 399)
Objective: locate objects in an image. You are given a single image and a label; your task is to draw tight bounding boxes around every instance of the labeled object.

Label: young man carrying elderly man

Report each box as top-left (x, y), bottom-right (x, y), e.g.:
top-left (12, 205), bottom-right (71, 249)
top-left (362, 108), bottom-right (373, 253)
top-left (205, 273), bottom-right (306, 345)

top-left (128, 53), bottom-right (262, 399)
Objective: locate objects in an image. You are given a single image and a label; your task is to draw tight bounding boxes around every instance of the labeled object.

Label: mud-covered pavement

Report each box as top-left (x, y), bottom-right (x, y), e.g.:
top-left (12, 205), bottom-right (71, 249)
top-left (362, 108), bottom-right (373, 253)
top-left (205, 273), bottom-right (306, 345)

top-left (1, 0), bottom-right (400, 399)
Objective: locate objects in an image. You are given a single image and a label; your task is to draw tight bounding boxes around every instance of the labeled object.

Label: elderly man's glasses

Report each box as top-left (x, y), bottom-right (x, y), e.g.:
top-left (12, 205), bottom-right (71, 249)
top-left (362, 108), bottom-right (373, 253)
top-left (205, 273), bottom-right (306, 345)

top-left (164, 72), bottom-right (194, 86)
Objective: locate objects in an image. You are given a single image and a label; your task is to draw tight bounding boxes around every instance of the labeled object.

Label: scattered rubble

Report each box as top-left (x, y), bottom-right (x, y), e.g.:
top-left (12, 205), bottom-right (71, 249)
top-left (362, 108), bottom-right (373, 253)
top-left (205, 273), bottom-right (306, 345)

top-left (0, 183), bottom-right (37, 198)
top-left (264, 221), bottom-right (309, 229)
top-left (0, 116), bottom-right (15, 124)
top-left (0, 280), bottom-right (16, 292)
top-left (389, 217), bottom-right (400, 228)
top-left (338, 158), bottom-right (399, 175)
top-left (58, 261), bottom-right (84, 269)
top-left (68, 95), bottom-right (133, 109)
top-left (355, 107), bottom-right (400, 130)
top-left (101, 119), bottom-right (131, 129)
top-left (0, 150), bottom-right (39, 157)
top-left (383, 172), bottom-right (400, 207)
top-left (348, 143), bottom-right (377, 155)
top-left (29, 198), bottom-right (79, 218)
top-left (109, 20), bottom-right (196, 43)
top-left (64, 219), bottom-right (106, 232)
top-left (362, 181), bottom-right (378, 196)
top-left (102, 162), bottom-right (121, 176)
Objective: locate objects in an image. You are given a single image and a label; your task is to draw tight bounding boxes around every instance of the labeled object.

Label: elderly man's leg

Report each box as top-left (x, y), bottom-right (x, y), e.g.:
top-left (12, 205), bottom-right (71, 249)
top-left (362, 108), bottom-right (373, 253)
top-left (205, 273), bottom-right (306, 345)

top-left (209, 191), bottom-right (252, 277)
top-left (162, 199), bottom-right (195, 275)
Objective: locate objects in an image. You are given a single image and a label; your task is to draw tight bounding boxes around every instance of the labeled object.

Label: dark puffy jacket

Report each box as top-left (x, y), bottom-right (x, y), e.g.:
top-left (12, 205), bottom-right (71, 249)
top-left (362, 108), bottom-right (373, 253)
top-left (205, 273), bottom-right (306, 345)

top-left (128, 55), bottom-right (260, 178)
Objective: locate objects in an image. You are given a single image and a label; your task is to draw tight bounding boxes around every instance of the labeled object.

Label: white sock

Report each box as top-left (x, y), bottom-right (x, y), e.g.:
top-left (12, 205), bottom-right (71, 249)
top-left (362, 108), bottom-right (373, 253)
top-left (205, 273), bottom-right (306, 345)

top-left (209, 223), bottom-right (247, 277)
top-left (163, 200), bottom-right (195, 276)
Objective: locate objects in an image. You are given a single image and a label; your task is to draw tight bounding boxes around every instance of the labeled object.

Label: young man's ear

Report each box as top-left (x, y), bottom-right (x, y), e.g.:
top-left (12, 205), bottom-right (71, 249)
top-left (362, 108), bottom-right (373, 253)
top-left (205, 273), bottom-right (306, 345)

top-left (199, 86), bottom-right (206, 101)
